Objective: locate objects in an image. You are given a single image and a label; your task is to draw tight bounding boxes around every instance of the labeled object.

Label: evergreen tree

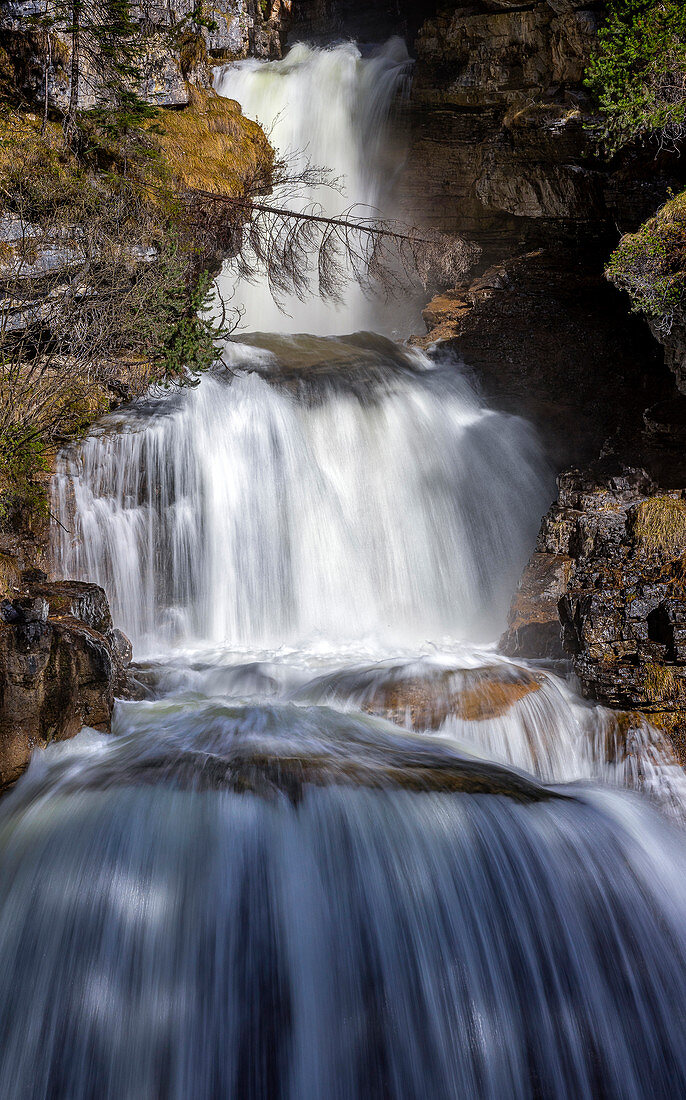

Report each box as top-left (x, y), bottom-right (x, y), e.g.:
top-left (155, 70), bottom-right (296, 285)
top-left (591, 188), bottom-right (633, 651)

top-left (37, 0), bottom-right (157, 139)
top-left (586, 0), bottom-right (686, 154)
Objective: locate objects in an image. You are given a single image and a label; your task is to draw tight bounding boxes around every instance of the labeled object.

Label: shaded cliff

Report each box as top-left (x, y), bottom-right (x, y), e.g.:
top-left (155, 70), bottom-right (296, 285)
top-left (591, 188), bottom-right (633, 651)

top-left (400, 0), bottom-right (685, 251)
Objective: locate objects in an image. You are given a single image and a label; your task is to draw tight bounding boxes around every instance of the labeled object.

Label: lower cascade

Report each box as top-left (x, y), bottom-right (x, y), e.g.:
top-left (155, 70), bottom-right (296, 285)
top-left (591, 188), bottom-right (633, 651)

top-left (1, 37), bottom-right (686, 1100)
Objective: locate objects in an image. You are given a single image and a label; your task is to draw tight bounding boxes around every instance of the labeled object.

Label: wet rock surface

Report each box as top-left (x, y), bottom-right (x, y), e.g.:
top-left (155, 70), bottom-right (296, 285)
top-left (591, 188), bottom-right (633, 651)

top-left (46, 694), bottom-right (564, 804)
top-left (359, 665), bottom-right (542, 728)
top-left (293, 658), bottom-right (543, 729)
top-left (69, 742), bottom-right (563, 802)
top-left (503, 463), bottom-right (686, 760)
top-left (412, 249), bottom-right (670, 468)
top-left (499, 552), bottom-right (573, 659)
top-left (0, 576), bottom-right (129, 788)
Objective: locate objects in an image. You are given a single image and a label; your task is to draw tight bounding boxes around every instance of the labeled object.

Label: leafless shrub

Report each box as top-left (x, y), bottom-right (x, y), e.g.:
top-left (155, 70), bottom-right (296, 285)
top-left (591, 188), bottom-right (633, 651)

top-left (650, 52), bottom-right (686, 154)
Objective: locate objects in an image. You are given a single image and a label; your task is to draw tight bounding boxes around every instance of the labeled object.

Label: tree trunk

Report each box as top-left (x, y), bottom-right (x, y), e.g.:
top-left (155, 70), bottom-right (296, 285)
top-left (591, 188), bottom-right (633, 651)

top-left (42, 33), bottom-right (52, 135)
top-left (66, 0), bottom-right (81, 134)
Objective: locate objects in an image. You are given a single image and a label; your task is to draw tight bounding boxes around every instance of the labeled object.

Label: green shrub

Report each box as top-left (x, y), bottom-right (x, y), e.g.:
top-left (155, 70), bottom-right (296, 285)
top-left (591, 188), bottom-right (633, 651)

top-left (586, 0), bottom-right (686, 154)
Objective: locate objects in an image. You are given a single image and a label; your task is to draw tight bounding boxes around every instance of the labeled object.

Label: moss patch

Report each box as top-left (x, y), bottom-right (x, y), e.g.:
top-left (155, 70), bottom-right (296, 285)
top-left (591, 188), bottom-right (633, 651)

top-left (643, 661), bottom-right (686, 703)
top-left (148, 87), bottom-right (273, 197)
top-left (607, 191), bottom-right (686, 335)
top-left (648, 709), bottom-right (686, 765)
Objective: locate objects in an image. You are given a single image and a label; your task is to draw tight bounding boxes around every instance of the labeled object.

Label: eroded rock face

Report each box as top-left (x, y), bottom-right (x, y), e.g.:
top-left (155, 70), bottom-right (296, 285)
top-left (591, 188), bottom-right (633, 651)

top-left (401, 0), bottom-right (597, 241)
top-left (503, 463), bottom-right (686, 752)
top-left (402, 0), bottom-right (684, 247)
top-left (0, 0), bottom-right (292, 112)
top-left (0, 577), bottom-right (130, 788)
top-left (556, 474), bottom-right (686, 707)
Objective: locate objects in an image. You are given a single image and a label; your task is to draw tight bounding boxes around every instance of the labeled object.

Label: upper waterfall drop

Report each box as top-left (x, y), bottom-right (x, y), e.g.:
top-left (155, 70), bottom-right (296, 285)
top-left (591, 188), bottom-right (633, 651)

top-left (213, 37), bottom-right (415, 335)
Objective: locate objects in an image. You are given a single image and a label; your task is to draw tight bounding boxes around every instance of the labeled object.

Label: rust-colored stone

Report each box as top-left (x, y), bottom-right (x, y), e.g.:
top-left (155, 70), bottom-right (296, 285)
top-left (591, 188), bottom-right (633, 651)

top-left (362, 665), bottom-right (541, 729)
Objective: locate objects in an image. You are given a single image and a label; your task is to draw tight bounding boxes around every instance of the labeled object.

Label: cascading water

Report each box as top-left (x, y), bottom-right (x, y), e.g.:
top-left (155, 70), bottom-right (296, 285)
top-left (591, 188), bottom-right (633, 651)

top-left (213, 38), bottom-right (415, 335)
top-left (2, 37), bottom-right (686, 1100)
top-left (52, 338), bottom-right (547, 653)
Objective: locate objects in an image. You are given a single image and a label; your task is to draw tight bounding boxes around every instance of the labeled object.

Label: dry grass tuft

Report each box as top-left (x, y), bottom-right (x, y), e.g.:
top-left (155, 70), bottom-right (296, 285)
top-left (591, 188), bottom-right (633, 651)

top-left (643, 661), bottom-right (684, 702)
top-left (178, 31), bottom-right (208, 77)
top-left (633, 495), bottom-right (686, 557)
top-left (148, 88), bottom-right (273, 197)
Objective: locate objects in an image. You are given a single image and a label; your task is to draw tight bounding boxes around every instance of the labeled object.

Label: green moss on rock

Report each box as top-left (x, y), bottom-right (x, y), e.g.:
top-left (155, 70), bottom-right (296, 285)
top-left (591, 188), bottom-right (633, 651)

top-left (632, 495), bottom-right (686, 556)
top-left (607, 190), bottom-right (686, 335)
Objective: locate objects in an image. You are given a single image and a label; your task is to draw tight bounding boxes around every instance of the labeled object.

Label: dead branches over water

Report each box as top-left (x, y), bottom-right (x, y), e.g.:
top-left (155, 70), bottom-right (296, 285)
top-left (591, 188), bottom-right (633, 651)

top-left (0, 126), bottom-right (479, 507)
top-left (185, 184), bottom-right (480, 310)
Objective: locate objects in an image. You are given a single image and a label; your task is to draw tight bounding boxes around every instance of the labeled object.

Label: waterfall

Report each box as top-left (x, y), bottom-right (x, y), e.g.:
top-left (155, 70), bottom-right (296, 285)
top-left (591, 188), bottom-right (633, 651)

top-left (1, 748), bottom-right (686, 1098)
top-left (52, 338), bottom-right (547, 654)
top-left (2, 35), bottom-right (686, 1100)
top-left (213, 38), bottom-right (415, 335)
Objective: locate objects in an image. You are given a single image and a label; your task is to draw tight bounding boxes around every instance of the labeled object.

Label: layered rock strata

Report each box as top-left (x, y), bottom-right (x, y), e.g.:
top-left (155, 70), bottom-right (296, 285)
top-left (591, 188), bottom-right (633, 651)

top-left (402, 0), bottom-right (685, 249)
top-left (501, 463), bottom-right (686, 761)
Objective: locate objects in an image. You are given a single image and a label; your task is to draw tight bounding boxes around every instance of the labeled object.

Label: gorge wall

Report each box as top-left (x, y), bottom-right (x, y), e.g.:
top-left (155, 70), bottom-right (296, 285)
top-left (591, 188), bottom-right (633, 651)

top-left (402, 0), bottom-right (685, 247)
top-left (1, 0), bottom-right (292, 111)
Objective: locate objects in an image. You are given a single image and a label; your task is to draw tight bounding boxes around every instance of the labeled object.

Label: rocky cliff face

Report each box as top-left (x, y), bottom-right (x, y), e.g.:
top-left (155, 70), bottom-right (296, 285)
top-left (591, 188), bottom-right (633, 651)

top-left (0, 576), bottom-right (129, 788)
top-left (656, 316), bottom-right (686, 395)
top-left (499, 459), bottom-right (686, 762)
top-left (412, 249), bottom-right (669, 468)
top-left (402, 0), bottom-right (684, 249)
top-left (288, 0), bottom-right (421, 43)
top-left (1, 0), bottom-right (292, 111)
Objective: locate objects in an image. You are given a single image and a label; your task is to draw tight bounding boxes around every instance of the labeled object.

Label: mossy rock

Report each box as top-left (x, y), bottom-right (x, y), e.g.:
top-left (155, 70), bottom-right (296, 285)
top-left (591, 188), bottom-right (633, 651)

top-left (607, 191), bottom-right (686, 333)
top-left (148, 86), bottom-right (273, 198)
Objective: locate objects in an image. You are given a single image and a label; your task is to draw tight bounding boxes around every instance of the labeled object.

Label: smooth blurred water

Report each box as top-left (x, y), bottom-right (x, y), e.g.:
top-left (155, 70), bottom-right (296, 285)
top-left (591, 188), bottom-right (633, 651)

top-left (1, 726), bottom-right (686, 1098)
top-left (214, 38), bottom-right (416, 334)
top-left (5, 35), bottom-right (686, 1100)
top-left (52, 337), bottom-right (548, 654)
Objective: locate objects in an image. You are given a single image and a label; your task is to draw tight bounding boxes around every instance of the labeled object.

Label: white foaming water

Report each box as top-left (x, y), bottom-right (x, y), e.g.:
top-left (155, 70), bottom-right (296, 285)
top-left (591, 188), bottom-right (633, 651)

top-left (52, 338), bottom-right (548, 655)
top-left (214, 38), bottom-right (415, 334)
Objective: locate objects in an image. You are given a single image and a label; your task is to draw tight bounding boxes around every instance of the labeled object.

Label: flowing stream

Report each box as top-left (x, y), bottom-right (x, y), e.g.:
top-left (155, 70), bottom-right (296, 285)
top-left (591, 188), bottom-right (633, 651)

top-left (1, 37), bottom-right (686, 1100)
